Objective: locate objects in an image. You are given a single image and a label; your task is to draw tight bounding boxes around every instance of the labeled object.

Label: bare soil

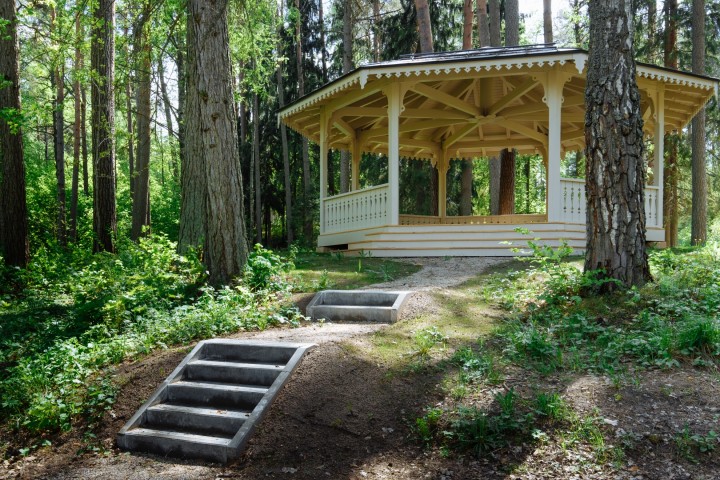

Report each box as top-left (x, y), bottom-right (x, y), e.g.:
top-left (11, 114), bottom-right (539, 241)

top-left (2, 257), bottom-right (719, 480)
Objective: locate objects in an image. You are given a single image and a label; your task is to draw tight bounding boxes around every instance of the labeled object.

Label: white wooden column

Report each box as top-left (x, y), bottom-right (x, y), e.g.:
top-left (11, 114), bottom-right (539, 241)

top-left (386, 84), bottom-right (401, 225)
top-left (546, 71), bottom-right (564, 222)
top-left (319, 108), bottom-right (328, 234)
top-left (351, 134), bottom-right (360, 191)
top-left (438, 152), bottom-right (449, 218)
top-left (653, 85), bottom-right (665, 228)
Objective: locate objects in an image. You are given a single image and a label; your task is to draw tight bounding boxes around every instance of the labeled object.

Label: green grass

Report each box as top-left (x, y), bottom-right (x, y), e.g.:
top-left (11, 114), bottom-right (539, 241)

top-left (288, 251), bottom-right (421, 291)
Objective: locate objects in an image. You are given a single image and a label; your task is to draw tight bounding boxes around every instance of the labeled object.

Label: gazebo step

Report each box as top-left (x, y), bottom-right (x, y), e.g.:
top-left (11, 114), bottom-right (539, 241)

top-left (342, 246), bottom-right (588, 257)
top-left (349, 238), bottom-right (585, 251)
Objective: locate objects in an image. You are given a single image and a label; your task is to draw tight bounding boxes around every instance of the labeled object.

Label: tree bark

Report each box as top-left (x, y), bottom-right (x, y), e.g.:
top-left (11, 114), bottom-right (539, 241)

top-left (373, 0), bottom-right (381, 61)
top-left (487, 0), bottom-right (501, 214)
top-left (476, 0), bottom-right (490, 47)
top-left (253, 92), bottom-right (261, 245)
top-left (70, 14), bottom-right (82, 243)
top-left (124, 23), bottom-right (135, 202)
top-left (340, 0), bottom-right (353, 194)
top-left (460, 0), bottom-right (474, 216)
top-left (505, 0), bottom-right (519, 46)
top-left (0, 0), bottom-right (29, 267)
top-left (488, 0), bottom-right (501, 46)
top-left (414, 0), bottom-right (433, 53)
top-left (91, 0), bottom-right (117, 253)
top-left (176, 30), bottom-right (186, 174)
top-left (131, 12), bottom-right (152, 241)
top-left (51, 7), bottom-right (67, 247)
top-left (584, 0), bottom-right (650, 290)
top-left (181, 0), bottom-right (249, 285)
top-left (277, 63), bottom-right (293, 245)
top-left (158, 55), bottom-right (178, 179)
top-left (81, 83), bottom-right (88, 196)
top-left (499, 149), bottom-right (515, 214)
top-left (690, 0), bottom-right (706, 246)
top-left (295, 0), bottom-right (312, 244)
top-left (543, 0), bottom-right (553, 43)
top-left (663, 0), bottom-right (678, 247)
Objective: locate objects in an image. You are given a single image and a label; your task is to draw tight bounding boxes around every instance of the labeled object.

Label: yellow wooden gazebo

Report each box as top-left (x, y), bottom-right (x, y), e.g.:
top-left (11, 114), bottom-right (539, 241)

top-left (279, 45), bottom-right (718, 256)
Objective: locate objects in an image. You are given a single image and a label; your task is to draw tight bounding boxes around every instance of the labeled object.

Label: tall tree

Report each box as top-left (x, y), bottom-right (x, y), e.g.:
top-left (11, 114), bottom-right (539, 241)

top-left (180, 0), bottom-right (249, 285)
top-left (70, 14), bottom-right (82, 242)
top-left (499, 0), bottom-right (518, 215)
top-left (0, 0), bottom-right (29, 267)
top-left (277, 2), bottom-right (293, 245)
top-left (543, 0), bottom-right (553, 43)
top-left (584, 0), bottom-right (650, 290)
top-left (414, 0), bottom-right (433, 53)
top-left (340, 0), bottom-right (353, 194)
top-left (253, 91), bottom-right (261, 244)
top-left (663, 0), bottom-right (678, 247)
top-left (460, 0), bottom-right (474, 216)
top-left (295, 0), bottom-right (312, 244)
top-left (690, 0), bottom-right (706, 246)
top-left (488, 0), bottom-right (501, 215)
top-left (476, 0), bottom-right (490, 47)
top-left (131, 7), bottom-right (152, 241)
top-left (91, 0), bottom-right (117, 253)
top-left (50, 6), bottom-right (67, 246)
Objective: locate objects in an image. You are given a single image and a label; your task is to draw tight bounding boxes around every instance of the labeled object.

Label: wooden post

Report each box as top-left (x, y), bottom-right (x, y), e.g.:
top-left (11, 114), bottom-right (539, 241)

top-left (319, 108), bottom-right (328, 234)
top-left (386, 84), bottom-right (401, 225)
top-left (351, 134), bottom-right (360, 191)
top-left (654, 85), bottom-right (665, 229)
top-left (546, 70), bottom-right (563, 222)
top-left (438, 152), bottom-right (449, 218)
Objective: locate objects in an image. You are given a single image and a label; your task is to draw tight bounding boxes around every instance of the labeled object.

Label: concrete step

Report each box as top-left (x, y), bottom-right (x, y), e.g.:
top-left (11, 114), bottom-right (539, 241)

top-left (145, 403), bottom-right (250, 436)
top-left (117, 339), bottom-right (315, 463)
top-left (185, 359), bottom-right (284, 386)
top-left (306, 290), bottom-right (413, 323)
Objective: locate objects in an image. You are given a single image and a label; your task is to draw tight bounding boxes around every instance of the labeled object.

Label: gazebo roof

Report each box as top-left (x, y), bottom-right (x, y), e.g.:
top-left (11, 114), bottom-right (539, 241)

top-left (279, 45), bottom-right (719, 161)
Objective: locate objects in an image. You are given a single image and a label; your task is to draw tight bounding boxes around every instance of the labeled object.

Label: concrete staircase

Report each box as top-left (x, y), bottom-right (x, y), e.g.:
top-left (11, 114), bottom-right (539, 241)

top-left (117, 339), bottom-right (314, 463)
top-left (306, 290), bottom-right (412, 323)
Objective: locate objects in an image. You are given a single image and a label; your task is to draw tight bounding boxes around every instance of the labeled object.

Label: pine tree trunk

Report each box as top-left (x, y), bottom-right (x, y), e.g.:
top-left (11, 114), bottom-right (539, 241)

top-left (295, 0), bottom-right (312, 244)
top-left (414, 0), bottom-right (434, 53)
top-left (131, 14), bottom-right (152, 241)
top-left (373, 0), bottom-right (381, 61)
top-left (70, 14), bottom-right (82, 243)
top-left (124, 23), bottom-right (135, 202)
top-left (158, 56), bottom-right (178, 179)
top-left (584, 0), bottom-right (650, 290)
top-left (488, 0), bottom-right (501, 46)
top-left (340, 0), bottom-right (353, 194)
top-left (499, 149), bottom-right (515, 214)
top-left (543, 0), bottom-right (553, 43)
top-left (276, 61), bottom-right (293, 245)
top-left (460, 0), bottom-right (474, 216)
top-left (181, 0), bottom-right (249, 284)
top-left (175, 29), bottom-right (186, 177)
top-left (505, 0), bottom-right (519, 45)
top-left (476, 0), bottom-right (490, 47)
top-left (253, 92), bottom-right (262, 245)
top-left (51, 7), bottom-right (67, 247)
top-left (91, 0), bottom-right (117, 253)
top-left (487, 0), bottom-right (501, 214)
top-left (690, 0), bottom-right (706, 246)
top-left (663, 0), bottom-right (678, 247)
top-left (81, 85), bottom-right (88, 196)
top-left (0, 0), bottom-right (29, 267)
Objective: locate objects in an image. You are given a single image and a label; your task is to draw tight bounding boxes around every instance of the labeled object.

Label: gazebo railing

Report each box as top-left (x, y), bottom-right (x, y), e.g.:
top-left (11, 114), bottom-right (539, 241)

top-left (560, 177), bottom-right (661, 228)
top-left (323, 184), bottom-right (389, 234)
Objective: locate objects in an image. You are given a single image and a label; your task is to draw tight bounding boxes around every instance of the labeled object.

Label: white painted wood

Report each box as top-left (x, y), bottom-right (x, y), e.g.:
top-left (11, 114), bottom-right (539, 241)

top-left (351, 136), bottom-right (360, 191)
top-left (386, 84), bottom-right (401, 225)
top-left (319, 108), bottom-right (328, 234)
top-left (645, 186), bottom-right (660, 228)
top-left (654, 86), bottom-right (665, 228)
top-left (323, 184), bottom-right (390, 235)
top-left (546, 70), bottom-right (564, 222)
top-left (560, 178), bottom-right (586, 224)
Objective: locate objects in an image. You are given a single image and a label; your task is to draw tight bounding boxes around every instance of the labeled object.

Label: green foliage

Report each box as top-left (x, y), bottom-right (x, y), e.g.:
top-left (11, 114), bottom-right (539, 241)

top-left (450, 346), bottom-right (502, 385)
top-left (412, 326), bottom-right (448, 359)
top-left (245, 244), bottom-right (294, 291)
top-left (0, 238), bottom-right (303, 436)
top-left (675, 426), bottom-right (718, 463)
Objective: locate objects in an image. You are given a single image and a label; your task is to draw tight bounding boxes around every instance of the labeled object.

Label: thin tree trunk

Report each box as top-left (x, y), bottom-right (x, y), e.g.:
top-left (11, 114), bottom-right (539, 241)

top-left (181, 0), bottom-right (249, 284)
top-left (81, 85), bottom-right (88, 196)
top-left (277, 63), bottom-right (293, 245)
top-left (373, 0), bottom-right (381, 61)
top-left (51, 7), bottom-right (67, 247)
top-left (340, 0), bottom-right (353, 193)
top-left (476, 0), bottom-right (490, 47)
top-left (543, 0), bottom-right (553, 43)
top-left (319, 0), bottom-right (335, 197)
top-left (584, 0), bottom-right (650, 290)
top-left (175, 29), bottom-right (186, 178)
top-left (505, 0), bottom-right (519, 46)
top-left (91, 0), bottom-right (117, 253)
top-left (157, 56), bottom-right (178, 179)
top-left (525, 156), bottom-right (531, 213)
top-left (0, 0), bottom-right (29, 267)
top-left (295, 0), bottom-right (312, 244)
top-left (253, 92), bottom-right (261, 245)
top-left (488, 0), bottom-right (501, 214)
top-left (690, 0), bottom-right (706, 246)
top-left (460, 0), bottom-right (474, 216)
top-left (131, 13), bottom-right (152, 241)
top-left (70, 14), bottom-right (82, 243)
top-left (663, 0), bottom-right (678, 247)
top-left (498, 0), bottom-right (518, 215)
top-left (572, 0), bottom-right (582, 47)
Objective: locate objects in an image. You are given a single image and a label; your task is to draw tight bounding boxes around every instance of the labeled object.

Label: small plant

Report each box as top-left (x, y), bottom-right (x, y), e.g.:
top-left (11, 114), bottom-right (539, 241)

top-left (414, 407), bottom-right (443, 447)
top-left (412, 326), bottom-right (448, 359)
top-left (675, 425), bottom-right (718, 463)
top-left (244, 244), bottom-right (293, 291)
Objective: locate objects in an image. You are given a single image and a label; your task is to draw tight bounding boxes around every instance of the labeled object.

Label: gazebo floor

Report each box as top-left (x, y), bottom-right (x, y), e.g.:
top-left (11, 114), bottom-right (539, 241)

top-left (318, 222), bottom-right (665, 257)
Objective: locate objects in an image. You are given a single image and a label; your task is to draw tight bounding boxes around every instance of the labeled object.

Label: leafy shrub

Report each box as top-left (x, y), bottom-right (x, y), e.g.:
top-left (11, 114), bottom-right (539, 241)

top-left (245, 244), bottom-right (294, 291)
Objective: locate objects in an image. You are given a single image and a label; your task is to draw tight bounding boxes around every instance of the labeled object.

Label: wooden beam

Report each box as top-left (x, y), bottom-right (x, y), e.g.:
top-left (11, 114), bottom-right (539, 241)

top-left (333, 117), bottom-right (355, 138)
top-left (335, 107), bottom-right (387, 118)
top-left (410, 82), bottom-right (481, 117)
top-left (488, 78), bottom-right (539, 115)
top-left (443, 122), bottom-right (479, 149)
top-left (502, 119), bottom-right (548, 145)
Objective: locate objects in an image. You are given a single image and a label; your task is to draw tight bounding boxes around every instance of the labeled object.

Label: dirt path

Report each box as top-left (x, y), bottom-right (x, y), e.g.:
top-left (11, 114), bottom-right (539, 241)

top-left (1, 258), bottom-right (505, 480)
